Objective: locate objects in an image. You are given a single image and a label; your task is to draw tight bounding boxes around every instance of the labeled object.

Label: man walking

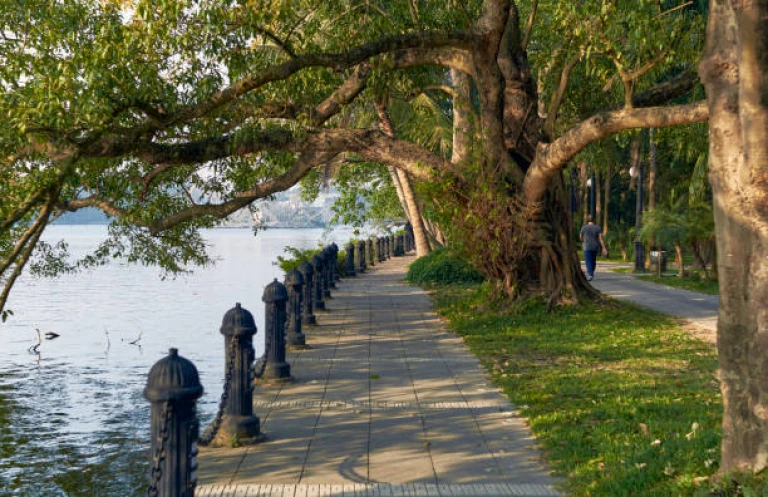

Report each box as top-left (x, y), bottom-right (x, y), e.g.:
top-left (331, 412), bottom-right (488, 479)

top-left (580, 215), bottom-right (607, 281)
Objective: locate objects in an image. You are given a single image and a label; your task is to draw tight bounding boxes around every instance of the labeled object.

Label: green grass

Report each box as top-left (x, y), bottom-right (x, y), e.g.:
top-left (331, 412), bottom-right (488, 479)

top-left (636, 274), bottom-right (719, 296)
top-left (427, 283), bottom-right (723, 496)
top-left (607, 266), bottom-right (720, 296)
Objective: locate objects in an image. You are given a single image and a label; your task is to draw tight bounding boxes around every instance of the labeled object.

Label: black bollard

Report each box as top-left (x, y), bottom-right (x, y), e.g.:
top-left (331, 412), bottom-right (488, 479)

top-left (321, 247), bottom-right (332, 298)
top-left (330, 243), bottom-right (341, 281)
top-left (311, 254), bottom-right (326, 310)
top-left (405, 222), bottom-right (414, 252)
top-left (298, 261), bottom-right (317, 325)
top-left (366, 238), bottom-right (375, 267)
top-left (395, 234), bottom-right (405, 256)
top-left (326, 245), bottom-right (337, 288)
top-left (345, 241), bottom-right (357, 277)
top-left (262, 279), bottom-right (291, 381)
top-left (199, 303), bottom-right (262, 447)
top-left (144, 348), bottom-right (203, 497)
top-left (389, 234), bottom-right (396, 258)
top-left (383, 236), bottom-right (389, 260)
top-left (285, 269), bottom-right (307, 349)
top-left (356, 240), bottom-right (366, 273)
top-left (377, 237), bottom-right (384, 262)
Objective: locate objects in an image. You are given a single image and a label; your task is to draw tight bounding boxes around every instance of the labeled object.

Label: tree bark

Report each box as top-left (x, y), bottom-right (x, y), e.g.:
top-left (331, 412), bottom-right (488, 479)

top-left (700, 0), bottom-right (768, 474)
top-left (396, 169), bottom-right (432, 257)
top-left (375, 103), bottom-right (431, 258)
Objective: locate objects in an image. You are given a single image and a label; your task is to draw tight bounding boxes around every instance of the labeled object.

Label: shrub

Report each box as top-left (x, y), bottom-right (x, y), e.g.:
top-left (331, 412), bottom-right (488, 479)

top-left (275, 246), bottom-right (319, 273)
top-left (406, 247), bottom-right (484, 285)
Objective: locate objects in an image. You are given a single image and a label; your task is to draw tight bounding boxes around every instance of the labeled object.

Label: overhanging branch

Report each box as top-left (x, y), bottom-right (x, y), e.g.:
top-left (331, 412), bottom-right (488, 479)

top-left (524, 101), bottom-right (709, 203)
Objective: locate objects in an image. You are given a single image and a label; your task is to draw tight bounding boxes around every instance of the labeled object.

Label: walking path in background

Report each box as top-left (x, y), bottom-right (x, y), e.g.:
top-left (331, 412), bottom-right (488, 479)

top-left (196, 255), bottom-right (560, 497)
top-left (590, 262), bottom-right (719, 344)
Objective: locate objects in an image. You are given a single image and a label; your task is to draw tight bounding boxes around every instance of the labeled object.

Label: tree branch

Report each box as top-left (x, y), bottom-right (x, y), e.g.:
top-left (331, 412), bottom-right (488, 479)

top-left (521, 0), bottom-right (538, 51)
top-left (524, 101), bottom-right (709, 203)
top-left (160, 31), bottom-right (477, 130)
top-left (146, 150), bottom-right (337, 234)
top-left (0, 192), bottom-right (56, 315)
top-left (631, 68), bottom-right (700, 107)
top-left (544, 47), bottom-right (585, 138)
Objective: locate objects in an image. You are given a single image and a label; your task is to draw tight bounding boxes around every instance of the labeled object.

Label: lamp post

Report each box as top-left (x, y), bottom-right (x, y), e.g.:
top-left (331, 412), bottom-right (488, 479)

top-left (630, 162), bottom-right (645, 271)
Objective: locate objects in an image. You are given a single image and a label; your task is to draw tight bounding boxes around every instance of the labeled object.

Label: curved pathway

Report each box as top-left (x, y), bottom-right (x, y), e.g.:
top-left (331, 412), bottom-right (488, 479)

top-left (590, 262), bottom-right (719, 343)
top-left (196, 255), bottom-right (560, 497)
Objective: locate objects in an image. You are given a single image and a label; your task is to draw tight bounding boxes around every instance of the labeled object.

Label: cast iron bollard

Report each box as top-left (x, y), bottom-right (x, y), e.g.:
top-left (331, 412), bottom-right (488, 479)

top-left (395, 234), bottom-right (405, 256)
top-left (312, 254), bottom-right (326, 310)
top-left (330, 242), bottom-right (341, 281)
top-left (365, 238), bottom-right (374, 267)
top-left (262, 279), bottom-right (291, 381)
top-left (376, 237), bottom-right (383, 263)
top-left (389, 234), bottom-right (396, 258)
top-left (321, 247), bottom-right (332, 298)
top-left (327, 244), bottom-right (337, 287)
top-left (383, 236), bottom-right (389, 260)
top-left (356, 240), bottom-right (366, 273)
top-left (199, 303), bottom-right (262, 447)
top-left (405, 222), bottom-right (414, 252)
top-left (345, 241), bottom-right (357, 277)
top-left (285, 269), bottom-right (307, 348)
top-left (144, 348), bottom-right (203, 497)
top-left (298, 261), bottom-right (317, 325)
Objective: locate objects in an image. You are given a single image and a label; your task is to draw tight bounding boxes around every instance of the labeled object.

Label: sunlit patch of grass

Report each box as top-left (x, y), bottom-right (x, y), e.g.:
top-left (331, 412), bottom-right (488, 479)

top-left (636, 274), bottom-right (719, 296)
top-left (428, 283), bottom-right (722, 496)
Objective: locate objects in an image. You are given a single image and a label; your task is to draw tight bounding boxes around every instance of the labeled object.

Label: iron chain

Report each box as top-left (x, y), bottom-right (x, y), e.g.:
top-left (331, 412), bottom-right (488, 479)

top-left (252, 326), bottom-right (271, 380)
top-left (198, 336), bottom-right (238, 446)
top-left (147, 401), bottom-right (173, 497)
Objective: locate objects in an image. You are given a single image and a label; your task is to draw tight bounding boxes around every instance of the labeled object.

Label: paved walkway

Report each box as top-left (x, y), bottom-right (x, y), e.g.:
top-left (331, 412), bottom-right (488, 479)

top-left (590, 262), bottom-right (719, 343)
top-left (196, 255), bottom-right (560, 497)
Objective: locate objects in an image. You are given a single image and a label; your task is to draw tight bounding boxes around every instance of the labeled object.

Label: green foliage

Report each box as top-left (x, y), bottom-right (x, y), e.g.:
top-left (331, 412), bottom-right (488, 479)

top-left (707, 470), bottom-right (768, 497)
top-left (640, 198), bottom-right (714, 251)
top-left (428, 282), bottom-right (722, 496)
top-left (405, 247), bottom-right (483, 285)
top-left (331, 162), bottom-right (404, 229)
top-left (274, 245), bottom-right (319, 273)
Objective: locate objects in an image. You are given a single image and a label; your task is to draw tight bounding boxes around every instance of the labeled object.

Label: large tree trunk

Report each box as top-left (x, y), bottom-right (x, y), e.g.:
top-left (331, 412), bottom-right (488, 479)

top-left (700, 0), bottom-right (768, 474)
top-left (375, 103), bottom-right (431, 258)
top-left (396, 169), bottom-right (431, 257)
top-left (530, 173), bottom-right (596, 304)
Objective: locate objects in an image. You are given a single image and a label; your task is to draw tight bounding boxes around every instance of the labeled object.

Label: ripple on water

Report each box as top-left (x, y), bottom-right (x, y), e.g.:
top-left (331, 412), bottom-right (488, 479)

top-left (0, 226), bottom-right (355, 495)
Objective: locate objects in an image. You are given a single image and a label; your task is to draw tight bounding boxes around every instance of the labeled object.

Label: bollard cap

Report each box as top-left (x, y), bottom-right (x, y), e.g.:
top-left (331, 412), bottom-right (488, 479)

top-left (330, 242), bottom-right (339, 253)
top-left (220, 302), bottom-right (257, 337)
top-left (144, 348), bottom-right (204, 402)
top-left (311, 254), bottom-right (324, 268)
top-left (263, 278), bottom-right (289, 303)
top-left (298, 260), bottom-right (314, 276)
top-left (285, 268), bottom-right (304, 287)
top-left (346, 241), bottom-right (355, 250)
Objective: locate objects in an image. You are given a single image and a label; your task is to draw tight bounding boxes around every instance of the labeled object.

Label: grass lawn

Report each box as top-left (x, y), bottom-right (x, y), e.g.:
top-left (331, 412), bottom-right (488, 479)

top-left (635, 274), bottom-right (719, 296)
top-left (606, 266), bottom-right (720, 296)
top-left (427, 284), bottom-right (722, 496)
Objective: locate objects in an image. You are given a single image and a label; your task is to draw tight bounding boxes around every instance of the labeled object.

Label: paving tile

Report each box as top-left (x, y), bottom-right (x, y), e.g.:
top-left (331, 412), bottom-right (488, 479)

top-left (198, 256), bottom-right (558, 494)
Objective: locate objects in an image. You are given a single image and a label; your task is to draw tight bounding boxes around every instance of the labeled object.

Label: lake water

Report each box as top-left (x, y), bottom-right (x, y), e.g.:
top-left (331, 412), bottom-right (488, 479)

top-left (0, 225), bottom-right (356, 496)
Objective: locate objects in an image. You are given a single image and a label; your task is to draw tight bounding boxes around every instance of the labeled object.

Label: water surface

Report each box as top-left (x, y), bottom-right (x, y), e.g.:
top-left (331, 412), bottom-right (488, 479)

top-left (0, 225), bottom-right (354, 496)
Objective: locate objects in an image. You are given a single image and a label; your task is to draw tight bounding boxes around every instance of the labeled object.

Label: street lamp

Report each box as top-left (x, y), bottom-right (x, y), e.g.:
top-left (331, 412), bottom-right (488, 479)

top-left (630, 162), bottom-right (645, 271)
